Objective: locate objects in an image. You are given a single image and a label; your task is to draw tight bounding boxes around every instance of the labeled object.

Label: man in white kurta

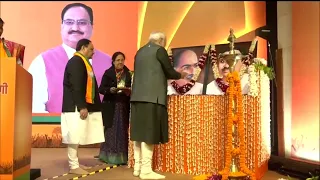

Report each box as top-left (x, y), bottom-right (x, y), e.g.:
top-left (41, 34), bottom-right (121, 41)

top-left (61, 39), bottom-right (104, 175)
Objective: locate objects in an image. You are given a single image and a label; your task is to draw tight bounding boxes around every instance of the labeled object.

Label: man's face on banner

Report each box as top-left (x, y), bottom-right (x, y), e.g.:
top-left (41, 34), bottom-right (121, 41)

top-left (175, 50), bottom-right (199, 81)
top-left (61, 6), bottom-right (93, 48)
top-left (218, 58), bottom-right (230, 78)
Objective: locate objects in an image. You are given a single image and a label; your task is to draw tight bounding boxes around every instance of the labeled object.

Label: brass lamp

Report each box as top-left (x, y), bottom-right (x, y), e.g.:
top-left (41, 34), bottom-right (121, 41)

top-left (221, 28), bottom-right (247, 179)
top-left (218, 28), bottom-right (243, 73)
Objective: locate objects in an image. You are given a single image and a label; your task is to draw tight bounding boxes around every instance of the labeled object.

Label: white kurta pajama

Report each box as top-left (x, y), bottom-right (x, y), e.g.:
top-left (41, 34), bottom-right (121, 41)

top-left (61, 110), bottom-right (105, 145)
top-left (61, 53), bottom-right (105, 173)
top-left (61, 108), bottom-right (105, 170)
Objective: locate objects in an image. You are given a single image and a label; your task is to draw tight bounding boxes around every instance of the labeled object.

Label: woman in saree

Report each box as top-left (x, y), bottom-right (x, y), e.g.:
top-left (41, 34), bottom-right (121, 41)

top-left (98, 51), bottom-right (132, 164)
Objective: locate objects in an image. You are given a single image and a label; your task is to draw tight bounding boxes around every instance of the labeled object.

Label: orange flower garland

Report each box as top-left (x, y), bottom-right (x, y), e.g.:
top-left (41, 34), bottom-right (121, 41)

top-left (219, 72), bottom-right (255, 180)
top-left (231, 148), bottom-right (241, 156)
top-left (218, 73), bottom-right (234, 180)
top-left (234, 72), bottom-right (255, 180)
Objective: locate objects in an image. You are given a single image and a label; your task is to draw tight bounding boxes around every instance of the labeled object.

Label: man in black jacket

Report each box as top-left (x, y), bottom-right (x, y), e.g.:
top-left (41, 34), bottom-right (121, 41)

top-left (130, 31), bottom-right (187, 179)
top-left (61, 38), bottom-right (104, 175)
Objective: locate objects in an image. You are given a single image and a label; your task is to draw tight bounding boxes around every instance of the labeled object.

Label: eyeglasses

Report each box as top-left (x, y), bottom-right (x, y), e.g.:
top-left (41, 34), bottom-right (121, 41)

top-left (63, 19), bottom-right (91, 26)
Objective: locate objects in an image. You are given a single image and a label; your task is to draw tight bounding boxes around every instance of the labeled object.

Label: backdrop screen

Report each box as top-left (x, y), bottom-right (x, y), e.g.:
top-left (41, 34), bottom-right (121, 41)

top-left (1, 1), bottom-right (266, 114)
top-left (2, 2), bottom-right (139, 114)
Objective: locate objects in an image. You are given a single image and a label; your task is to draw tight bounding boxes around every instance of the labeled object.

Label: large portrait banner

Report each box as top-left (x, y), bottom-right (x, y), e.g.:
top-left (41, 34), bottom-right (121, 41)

top-left (168, 41), bottom-right (257, 96)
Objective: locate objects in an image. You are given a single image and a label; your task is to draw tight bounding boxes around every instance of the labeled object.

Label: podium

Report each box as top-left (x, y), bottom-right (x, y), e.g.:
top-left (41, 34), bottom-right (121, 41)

top-left (128, 95), bottom-right (270, 179)
top-left (0, 57), bottom-right (33, 180)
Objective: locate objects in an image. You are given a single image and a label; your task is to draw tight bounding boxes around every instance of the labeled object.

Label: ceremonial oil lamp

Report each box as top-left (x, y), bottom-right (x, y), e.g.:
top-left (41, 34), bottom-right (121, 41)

top-left (219, 28), bottom-right (248, 180)
top-left (220, 29), bottom-right (243, 72)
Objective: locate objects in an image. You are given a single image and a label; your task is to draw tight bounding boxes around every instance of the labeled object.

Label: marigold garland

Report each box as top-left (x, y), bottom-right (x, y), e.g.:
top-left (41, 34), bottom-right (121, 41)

top-left (235, 72), bottom-right (256, 180)
top-left (231, 148), bottom-right (241, 156)
top-left (216, 71), bottom-right (255, 180)
top-left (217, 73), bottom-right (234, 180)
top-left (193, 58), bottom-right (272, 180)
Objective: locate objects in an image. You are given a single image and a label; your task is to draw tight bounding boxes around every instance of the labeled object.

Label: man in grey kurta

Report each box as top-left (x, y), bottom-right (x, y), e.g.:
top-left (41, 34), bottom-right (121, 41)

top-left (130, 32), bottom-right (187, 179)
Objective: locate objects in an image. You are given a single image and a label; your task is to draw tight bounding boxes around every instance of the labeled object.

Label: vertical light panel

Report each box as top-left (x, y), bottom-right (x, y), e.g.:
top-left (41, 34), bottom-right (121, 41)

top-left (277, 1), bottom-right (292, 158)
top-left (137, 1), bottom-right (148, 49)
top-left (291, 1), bottom-right (319, 162)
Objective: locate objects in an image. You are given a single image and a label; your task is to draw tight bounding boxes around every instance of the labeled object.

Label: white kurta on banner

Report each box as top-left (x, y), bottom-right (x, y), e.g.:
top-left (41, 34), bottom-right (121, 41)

top-left (61, 108), bottom-right (105, 145)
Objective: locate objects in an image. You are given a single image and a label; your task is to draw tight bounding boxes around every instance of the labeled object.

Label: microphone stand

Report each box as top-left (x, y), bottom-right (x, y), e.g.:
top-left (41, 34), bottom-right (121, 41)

top-left (268, 42), bottom-right (277, 88)
top-left (202, 45), bottom-right (211, 95)
top-left (267, 38), bottom-right (278, 155)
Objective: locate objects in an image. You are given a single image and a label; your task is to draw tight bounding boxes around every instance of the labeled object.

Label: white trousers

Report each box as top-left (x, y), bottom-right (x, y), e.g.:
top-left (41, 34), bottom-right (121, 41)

top-left (133, 141), bottom-right (154, 174)
top-left (133, 141), bottom-right (142, 170)
top-left (68, 144), bottom-right (80, 169)
top-left (61, 110), bottom-right (105, 145)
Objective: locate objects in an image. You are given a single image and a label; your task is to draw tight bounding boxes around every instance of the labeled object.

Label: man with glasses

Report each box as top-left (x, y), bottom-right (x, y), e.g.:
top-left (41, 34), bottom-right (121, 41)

top-left (28, 3), bottom-right (112, 113)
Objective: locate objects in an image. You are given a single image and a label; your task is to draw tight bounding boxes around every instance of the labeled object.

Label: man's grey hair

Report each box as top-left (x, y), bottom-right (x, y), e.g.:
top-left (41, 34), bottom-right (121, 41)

top-left (148, 31), bottom-right (166, 41)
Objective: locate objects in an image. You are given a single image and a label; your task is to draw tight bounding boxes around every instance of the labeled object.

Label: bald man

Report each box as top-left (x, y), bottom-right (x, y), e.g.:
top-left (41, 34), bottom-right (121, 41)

top-left (167, 49), bottom-right (203, 95)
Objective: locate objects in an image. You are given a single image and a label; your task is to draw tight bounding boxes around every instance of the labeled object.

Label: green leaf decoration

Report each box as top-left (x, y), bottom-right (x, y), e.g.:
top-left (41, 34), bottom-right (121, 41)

top-left (253, 61), bottom-right (275, 80)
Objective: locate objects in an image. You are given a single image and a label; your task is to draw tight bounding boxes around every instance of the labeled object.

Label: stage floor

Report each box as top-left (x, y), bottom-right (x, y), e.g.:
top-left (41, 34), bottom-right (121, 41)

top-left (31, 148), bottom-right (294, 180)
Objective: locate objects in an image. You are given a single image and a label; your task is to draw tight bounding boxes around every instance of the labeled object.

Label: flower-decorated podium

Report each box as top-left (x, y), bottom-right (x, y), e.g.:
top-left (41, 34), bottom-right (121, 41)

top-left (127, 69), bottom-right (271, 179)
top-left (128, 92), bottom-right (271, 179)
top-left (128, 29), bottom-right (273, 179)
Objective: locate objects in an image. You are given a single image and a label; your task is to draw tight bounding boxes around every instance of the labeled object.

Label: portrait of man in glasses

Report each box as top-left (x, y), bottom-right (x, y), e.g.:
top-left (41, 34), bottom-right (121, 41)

top-left (28, 3), bottom-right (112, 113)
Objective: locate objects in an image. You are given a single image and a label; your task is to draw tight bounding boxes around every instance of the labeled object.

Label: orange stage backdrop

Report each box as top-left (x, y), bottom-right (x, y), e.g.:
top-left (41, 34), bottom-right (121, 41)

top-left (0, 1), bottom-right (266, 70)
top-left (0, 58), bottom-right (33, 180)
top-left (31, 124), bottom-right (99, 148)
top-left (291, 2), bottom-right (319, 163)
